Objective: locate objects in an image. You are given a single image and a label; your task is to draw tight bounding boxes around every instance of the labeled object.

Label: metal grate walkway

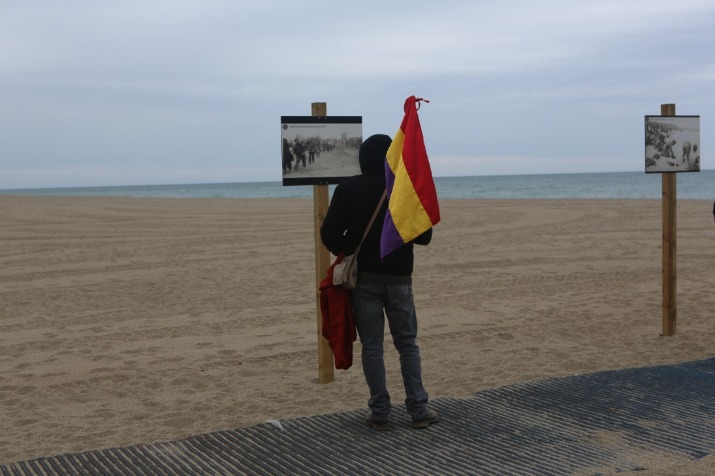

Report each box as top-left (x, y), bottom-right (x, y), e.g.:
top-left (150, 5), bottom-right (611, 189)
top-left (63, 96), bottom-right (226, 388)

top-left (3, 358), bottom-right (715, 475)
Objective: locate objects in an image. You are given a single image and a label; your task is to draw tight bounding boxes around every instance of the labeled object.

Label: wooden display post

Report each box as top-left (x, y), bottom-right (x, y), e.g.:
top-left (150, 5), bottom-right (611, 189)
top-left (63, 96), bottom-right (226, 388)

top-left (312, 102), bottom-right (335, 383)
top-left (661, 103), bottom-right (677, 336)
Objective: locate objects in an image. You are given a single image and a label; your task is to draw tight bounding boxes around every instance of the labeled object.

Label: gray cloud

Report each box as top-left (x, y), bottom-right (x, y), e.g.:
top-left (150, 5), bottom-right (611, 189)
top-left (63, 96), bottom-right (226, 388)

top-left (0, 0), bottom-right (713, 188)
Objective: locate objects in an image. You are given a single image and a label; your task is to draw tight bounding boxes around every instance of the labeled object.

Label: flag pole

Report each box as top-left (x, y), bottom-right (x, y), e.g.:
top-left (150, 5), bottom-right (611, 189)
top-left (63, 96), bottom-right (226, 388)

top-left (312, 102), bottom-right (335, 383)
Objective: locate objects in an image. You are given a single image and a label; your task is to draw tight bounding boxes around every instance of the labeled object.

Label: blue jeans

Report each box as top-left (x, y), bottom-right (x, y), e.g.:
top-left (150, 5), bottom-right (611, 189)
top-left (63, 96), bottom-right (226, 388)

top-left (352, 282), bottom-right (429, 420)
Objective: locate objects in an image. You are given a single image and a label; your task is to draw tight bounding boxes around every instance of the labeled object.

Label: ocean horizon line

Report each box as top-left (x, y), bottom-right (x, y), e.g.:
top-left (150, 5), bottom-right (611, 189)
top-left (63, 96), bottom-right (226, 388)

top-left (1, 170), bottom-right (713, 200)
top-left (2, 169), bottom-right (714, 193)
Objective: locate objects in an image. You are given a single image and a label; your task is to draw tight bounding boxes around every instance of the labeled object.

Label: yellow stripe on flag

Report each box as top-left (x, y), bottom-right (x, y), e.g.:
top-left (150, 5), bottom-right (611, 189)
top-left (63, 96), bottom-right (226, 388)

top-left (386, 129), bottom-right (434, 242)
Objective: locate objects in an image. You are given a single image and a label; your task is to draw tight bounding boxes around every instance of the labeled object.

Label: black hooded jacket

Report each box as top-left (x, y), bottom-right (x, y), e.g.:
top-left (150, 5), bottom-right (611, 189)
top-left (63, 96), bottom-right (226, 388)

top-left (320, 134), bottom-right (432, 281)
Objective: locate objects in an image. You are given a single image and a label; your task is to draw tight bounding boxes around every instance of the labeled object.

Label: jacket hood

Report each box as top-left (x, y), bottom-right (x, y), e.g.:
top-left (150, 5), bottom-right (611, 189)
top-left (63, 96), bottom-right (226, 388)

top-left (359, 134), bottom-right (392, 176)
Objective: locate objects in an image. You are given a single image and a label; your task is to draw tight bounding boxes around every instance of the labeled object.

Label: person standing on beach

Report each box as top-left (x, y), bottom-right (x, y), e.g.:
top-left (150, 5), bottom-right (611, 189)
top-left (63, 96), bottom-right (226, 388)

top-left (320, 134), bottom-right (438, 431)
top-left (282, 138), bottom-right (293, 174)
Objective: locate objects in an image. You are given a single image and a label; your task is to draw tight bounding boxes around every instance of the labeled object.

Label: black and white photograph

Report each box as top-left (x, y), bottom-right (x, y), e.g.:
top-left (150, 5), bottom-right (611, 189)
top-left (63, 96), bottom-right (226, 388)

top-left (645, 115), bottom-right (700, 173)
top-left (281, 116), bottom-right (362, 186)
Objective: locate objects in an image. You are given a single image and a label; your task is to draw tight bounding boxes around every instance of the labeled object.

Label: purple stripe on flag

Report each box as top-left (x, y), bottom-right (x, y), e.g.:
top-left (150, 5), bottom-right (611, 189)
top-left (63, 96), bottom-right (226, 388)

top-left (384, 159), bottom-right (396, 198)
top-left (381, 211), bottom-right (404, 259)
top-left (381, 161), bottom-right (404, 259)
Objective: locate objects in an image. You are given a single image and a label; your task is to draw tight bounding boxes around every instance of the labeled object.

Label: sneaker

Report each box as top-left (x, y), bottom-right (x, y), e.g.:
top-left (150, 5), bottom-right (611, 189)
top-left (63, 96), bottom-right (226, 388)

top-left (412, 409), bottom-right (439, 429)
top-left (364, 412), bottom-right (390, 431)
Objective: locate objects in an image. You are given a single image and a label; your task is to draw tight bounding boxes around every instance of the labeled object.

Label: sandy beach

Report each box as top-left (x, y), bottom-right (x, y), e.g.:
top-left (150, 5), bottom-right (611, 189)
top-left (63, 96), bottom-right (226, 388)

top-left (1, 195), bottom-right (714, 473)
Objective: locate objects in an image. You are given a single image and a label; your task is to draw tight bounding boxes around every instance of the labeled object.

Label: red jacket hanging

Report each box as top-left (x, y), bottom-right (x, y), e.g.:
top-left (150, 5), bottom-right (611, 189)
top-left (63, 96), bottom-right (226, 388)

top-left (319, 254), bottom-right (356, 370)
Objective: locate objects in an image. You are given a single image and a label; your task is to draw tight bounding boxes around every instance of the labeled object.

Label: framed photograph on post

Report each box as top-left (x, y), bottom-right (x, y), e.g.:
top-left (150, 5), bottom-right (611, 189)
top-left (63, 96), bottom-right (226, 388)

top-left (281, 116), bottom-right (362, 186)
top-left (645, 115), bottom-right (700, 173)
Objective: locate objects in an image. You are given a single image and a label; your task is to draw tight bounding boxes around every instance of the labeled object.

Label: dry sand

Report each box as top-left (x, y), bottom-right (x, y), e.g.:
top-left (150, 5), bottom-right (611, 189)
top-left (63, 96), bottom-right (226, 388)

top-left (1, 196), bottom-right (714, 473)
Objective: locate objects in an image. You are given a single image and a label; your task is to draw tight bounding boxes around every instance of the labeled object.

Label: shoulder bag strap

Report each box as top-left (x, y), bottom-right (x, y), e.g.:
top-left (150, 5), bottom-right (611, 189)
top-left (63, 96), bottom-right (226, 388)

top-left (354, 190), bottom-right (387, 255)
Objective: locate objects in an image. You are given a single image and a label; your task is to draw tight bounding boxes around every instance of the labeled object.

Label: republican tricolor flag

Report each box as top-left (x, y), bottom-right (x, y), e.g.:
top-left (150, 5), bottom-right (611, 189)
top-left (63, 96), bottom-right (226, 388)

top-left (381, 96), bottom-right (440, 259)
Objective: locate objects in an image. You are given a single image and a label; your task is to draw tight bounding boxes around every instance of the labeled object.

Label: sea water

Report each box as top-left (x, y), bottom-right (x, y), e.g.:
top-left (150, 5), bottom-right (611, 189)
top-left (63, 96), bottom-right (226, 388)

top-left (1, 171), bottom-right (714, 200)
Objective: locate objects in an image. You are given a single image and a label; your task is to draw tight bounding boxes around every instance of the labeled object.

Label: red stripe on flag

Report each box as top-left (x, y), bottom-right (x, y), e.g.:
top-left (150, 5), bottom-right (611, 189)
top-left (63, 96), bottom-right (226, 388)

top-left (400, 97), bottom-right (440, 225)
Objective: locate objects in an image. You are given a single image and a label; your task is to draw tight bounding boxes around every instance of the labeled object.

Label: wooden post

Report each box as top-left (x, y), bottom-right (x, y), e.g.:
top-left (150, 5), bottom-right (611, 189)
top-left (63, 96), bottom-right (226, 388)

top-left (661, 103), bottom-right (677, 336)
top-left (312, 101), bottom-right (335, 383)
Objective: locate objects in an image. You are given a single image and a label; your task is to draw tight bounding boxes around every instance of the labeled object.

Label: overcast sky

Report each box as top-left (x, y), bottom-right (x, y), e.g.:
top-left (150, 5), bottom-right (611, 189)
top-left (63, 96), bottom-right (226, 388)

top-left (1, 0), bottom-right (713, 189)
